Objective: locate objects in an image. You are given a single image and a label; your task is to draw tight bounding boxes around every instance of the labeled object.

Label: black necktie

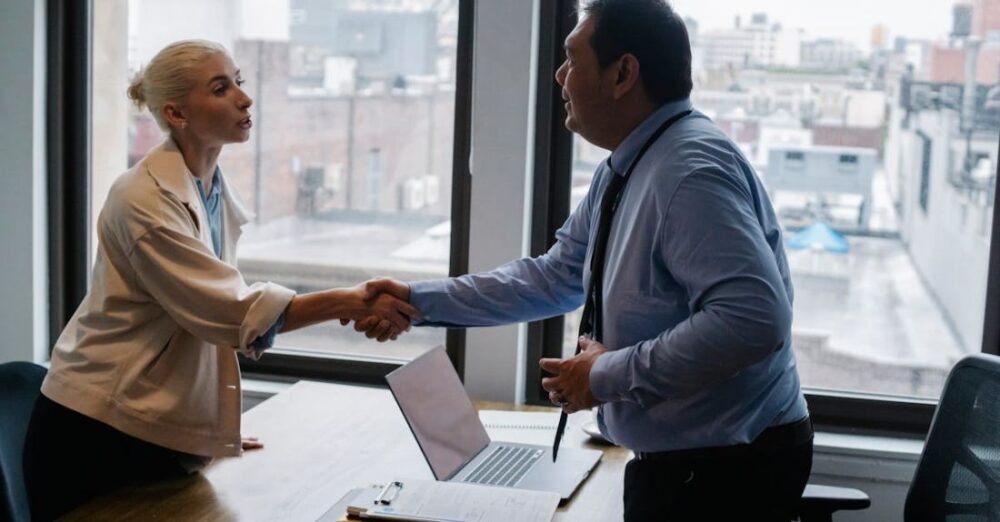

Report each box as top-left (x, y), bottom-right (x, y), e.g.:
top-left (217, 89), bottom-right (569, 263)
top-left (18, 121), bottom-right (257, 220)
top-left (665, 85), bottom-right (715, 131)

top-left (579, 165), bottom-right (624, 343)
top-left (551, 109), bottom-right (691, 461)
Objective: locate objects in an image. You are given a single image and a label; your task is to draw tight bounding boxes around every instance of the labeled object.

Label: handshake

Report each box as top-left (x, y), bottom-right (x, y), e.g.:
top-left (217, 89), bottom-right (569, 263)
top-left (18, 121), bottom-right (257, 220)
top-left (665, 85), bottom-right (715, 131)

top-left (340, 277), bottom-right (417, 342)
top-left (334, 277), bottom-right (608, 414)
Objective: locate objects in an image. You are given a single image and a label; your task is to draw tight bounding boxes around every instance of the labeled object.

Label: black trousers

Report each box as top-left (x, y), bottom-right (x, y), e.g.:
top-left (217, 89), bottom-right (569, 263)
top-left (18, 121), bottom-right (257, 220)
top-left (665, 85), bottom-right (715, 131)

top-left (623, 419), bottom-right (814, 522)
top-left (22, 395), bottom-right (190, 521)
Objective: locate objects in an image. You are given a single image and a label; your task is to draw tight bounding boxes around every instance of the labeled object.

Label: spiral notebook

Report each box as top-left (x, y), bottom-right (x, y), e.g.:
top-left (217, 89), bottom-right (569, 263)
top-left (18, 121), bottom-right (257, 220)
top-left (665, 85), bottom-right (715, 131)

top-left (479, 411), bottom-right (559, 429)
top-left (478, 410), bottom-right (560, 447)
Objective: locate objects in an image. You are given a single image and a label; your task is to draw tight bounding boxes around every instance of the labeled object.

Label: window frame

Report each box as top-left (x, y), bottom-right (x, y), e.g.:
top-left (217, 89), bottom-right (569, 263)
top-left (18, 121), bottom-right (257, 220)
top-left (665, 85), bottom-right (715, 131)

top-left (524, 0), bottom-right (578, 405)
top-left (243, 0), bottom-right (475, 382)
top-left (984, 183), bottom-right (1000, 359)
top-left (47, 0), bottom-right (92, 348)
top-left (50, 0), bottom-right (475, 384)
top-left (524, 0), bottom-right (1000, 438)
top-left (917, 129), bottom-right (933, 213)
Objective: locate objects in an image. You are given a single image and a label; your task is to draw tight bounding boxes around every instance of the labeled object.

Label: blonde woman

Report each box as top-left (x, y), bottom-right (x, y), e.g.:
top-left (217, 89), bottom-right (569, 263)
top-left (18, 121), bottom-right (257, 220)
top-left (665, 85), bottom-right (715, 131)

top-left (22, 40), bottom-right (416, 521)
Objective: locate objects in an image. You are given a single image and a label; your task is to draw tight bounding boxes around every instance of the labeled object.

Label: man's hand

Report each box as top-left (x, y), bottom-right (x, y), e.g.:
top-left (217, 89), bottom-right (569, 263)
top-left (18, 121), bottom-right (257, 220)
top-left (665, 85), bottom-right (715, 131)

top-left (539, 337), bottom-right (608, 414)
top-left (342, 277), bottom-right (419, 342)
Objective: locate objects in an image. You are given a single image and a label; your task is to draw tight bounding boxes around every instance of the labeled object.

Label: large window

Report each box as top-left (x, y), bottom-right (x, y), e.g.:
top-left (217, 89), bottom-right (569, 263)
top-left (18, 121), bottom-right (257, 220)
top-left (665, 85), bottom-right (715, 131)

top-left (91, 0), bottom-right (468, 371)
top-left (536, 1), bottom-right (1000, 414)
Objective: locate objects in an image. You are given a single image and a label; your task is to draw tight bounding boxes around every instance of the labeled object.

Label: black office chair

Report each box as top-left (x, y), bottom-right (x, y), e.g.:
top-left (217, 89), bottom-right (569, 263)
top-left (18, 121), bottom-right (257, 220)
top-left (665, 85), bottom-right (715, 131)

top-left (0, 362), bottom-right (46, 522)
top-left (800, 353), bottom-right (1000, 522)
top-left (904, 354), bottom-right (1000, 521)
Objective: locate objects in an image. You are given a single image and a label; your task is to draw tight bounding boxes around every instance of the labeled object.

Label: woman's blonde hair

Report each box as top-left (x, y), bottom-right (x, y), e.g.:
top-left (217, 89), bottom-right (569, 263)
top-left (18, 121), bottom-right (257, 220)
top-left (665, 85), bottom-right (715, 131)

top-left (127, 40), bottom-right (229, 130)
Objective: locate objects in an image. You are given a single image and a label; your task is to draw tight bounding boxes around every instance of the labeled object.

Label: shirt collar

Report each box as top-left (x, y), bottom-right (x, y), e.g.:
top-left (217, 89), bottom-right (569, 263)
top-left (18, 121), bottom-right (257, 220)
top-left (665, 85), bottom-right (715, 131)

top-left (144, 137), bottom-right (252, 227)
top-left (607, 97), bottom-right (693, 175)
top-left (194, 167), bottom-right (222, 202)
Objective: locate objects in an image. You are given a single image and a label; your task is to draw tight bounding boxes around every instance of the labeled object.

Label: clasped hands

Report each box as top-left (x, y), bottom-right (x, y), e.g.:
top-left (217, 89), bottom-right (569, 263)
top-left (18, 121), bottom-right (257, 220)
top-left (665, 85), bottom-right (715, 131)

top-left (352, 277), bottom-right (609, 414)
top-left (340, 277), bottom-right (418, 342)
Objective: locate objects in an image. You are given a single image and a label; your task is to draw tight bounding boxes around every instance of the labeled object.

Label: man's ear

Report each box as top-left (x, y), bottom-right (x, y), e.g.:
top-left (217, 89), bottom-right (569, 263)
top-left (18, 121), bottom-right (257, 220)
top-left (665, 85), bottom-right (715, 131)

top-left (161, 102), bottom-right (187, 130)
top-left (612, 53), bottom-right (641, 100)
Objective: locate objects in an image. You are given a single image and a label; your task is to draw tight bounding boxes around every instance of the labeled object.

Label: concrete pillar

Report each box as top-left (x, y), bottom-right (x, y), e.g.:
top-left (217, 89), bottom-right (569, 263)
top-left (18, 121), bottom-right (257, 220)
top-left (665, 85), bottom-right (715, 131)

top-left (461, 0), bottom-right (540, 403)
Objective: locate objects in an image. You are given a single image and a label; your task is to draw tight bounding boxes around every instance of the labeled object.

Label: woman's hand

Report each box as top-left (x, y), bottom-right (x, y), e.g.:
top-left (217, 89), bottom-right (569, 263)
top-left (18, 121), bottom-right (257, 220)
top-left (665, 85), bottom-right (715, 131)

top-left (241, 436), bottom-right (264, 451)
top-left (280, 284), bottom-right (419, 338)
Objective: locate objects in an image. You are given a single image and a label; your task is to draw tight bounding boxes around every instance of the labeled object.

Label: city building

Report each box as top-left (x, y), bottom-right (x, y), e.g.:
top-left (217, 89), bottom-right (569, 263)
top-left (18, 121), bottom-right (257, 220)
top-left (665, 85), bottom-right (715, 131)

top-left (886, 50), bottom-right (999, 353)
top-left (699, 13), bottom-right (801, 71)
top-left (800, 38), bottom-right (864, 71)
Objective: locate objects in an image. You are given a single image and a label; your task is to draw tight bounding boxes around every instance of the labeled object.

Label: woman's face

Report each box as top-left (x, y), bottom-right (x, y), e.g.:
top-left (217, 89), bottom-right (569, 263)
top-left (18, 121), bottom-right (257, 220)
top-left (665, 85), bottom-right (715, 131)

top-left (173, 53), bottom-right (253, 146)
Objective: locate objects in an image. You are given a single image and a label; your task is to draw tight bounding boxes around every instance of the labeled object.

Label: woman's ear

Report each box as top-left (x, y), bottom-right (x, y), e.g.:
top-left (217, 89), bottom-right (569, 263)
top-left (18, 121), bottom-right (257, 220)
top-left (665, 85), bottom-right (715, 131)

top-left (612, 54), bottom-right (641, 100)
top-left (162, 102), bottom-right (188, 130)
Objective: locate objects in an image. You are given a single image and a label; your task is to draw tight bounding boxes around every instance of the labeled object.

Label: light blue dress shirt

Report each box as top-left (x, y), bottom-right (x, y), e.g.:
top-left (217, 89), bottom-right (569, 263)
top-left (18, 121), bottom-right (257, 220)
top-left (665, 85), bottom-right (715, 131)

top-left (409, 98), bottom-right (808, 452)
top-left (195, 169), bottom-right (284, 351)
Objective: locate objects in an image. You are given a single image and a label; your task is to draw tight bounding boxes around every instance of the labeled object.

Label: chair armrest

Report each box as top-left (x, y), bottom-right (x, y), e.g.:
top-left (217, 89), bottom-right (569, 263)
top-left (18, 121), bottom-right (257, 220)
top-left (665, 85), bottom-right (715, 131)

top-left (799, 483), bottom-right (871, 521)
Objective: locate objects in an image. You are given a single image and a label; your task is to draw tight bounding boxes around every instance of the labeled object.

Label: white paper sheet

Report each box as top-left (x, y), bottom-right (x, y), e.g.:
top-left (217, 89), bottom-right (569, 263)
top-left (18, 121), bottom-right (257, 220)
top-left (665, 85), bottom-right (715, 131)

top-left (362, 478), bottom-right (559, 522)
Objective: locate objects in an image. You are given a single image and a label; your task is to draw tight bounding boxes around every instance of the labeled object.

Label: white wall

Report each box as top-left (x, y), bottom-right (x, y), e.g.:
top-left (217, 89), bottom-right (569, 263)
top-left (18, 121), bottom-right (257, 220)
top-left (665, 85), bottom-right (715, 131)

top-left (0, 0), bottom-right (48, 364)
top-left (844, 90), bottom-right (887, 128)
top-left (898, 110), bottom-right (993, 352)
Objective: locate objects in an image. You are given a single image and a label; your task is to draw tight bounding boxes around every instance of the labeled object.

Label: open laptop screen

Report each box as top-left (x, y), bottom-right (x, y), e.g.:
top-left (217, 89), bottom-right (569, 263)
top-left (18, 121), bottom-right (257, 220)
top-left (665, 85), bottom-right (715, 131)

top-left (385, 347), bottom-right (491, 480)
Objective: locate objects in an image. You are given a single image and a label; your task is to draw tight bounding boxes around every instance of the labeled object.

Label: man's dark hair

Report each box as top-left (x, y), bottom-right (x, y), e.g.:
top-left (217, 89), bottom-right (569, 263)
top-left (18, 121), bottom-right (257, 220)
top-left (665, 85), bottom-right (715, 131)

top-left (582, 0), bottom-right (693, 104)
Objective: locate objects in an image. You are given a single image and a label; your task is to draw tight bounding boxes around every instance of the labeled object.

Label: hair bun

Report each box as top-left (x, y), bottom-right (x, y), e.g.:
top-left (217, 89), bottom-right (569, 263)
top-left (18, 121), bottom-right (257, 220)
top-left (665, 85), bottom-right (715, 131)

top-left (126, 40), bottom-right (228, 130)
top-left (127, 73), bottom-right (146, 109)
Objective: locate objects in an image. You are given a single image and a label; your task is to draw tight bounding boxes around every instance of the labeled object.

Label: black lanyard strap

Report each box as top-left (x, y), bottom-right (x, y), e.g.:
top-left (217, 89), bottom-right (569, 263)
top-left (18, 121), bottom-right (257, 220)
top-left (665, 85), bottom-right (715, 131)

top-left (579, 109), bottom-right (692, 343)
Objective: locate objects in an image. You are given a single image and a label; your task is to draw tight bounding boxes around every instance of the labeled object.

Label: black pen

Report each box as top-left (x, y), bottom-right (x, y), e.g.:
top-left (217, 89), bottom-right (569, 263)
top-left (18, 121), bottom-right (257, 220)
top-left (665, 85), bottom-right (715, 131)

top-left (553, 331), bottom-right (592, 462)
top-left (552, 410), bottom-right (568, 462)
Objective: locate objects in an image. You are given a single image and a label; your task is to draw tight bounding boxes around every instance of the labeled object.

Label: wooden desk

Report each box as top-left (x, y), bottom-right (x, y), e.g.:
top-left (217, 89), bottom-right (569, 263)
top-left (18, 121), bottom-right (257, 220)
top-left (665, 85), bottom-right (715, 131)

top-left (65, 381), bottom-right (631, 521)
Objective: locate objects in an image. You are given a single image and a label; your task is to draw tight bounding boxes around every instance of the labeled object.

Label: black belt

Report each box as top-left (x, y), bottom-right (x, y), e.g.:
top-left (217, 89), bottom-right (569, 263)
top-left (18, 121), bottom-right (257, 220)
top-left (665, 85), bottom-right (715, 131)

top-left (635, 417), bottom-right (813, 462)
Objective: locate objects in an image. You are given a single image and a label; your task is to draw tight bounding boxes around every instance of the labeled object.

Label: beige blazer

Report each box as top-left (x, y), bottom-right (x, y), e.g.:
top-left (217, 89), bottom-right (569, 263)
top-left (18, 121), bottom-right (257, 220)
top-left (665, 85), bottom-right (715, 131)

top-left (43, 138), bottom-right (295, 459)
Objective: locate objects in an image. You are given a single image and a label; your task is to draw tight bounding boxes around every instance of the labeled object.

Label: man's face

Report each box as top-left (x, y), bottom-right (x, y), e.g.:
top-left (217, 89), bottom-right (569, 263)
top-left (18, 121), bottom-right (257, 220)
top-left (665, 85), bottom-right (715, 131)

top-left (555, 17), bottom-right (611, 144)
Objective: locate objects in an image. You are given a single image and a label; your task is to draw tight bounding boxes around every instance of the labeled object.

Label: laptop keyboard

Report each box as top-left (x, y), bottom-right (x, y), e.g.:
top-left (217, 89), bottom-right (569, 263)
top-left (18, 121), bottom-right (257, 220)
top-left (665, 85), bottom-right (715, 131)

top-left (462, 445), bottom-right (544, 487)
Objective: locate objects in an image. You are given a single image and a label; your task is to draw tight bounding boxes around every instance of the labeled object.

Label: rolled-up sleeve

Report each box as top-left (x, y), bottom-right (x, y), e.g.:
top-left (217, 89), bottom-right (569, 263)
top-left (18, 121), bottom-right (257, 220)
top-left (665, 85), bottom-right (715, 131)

top-left (590, 169), bottom-right (792, 406)
top-left (128, 225), bottom-right (296, 351)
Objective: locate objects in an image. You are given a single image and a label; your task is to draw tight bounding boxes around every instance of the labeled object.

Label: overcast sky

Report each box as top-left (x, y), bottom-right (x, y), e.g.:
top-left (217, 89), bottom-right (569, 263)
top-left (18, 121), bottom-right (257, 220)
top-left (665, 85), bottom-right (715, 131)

top-left (670, 0), bottom-right (958, 51)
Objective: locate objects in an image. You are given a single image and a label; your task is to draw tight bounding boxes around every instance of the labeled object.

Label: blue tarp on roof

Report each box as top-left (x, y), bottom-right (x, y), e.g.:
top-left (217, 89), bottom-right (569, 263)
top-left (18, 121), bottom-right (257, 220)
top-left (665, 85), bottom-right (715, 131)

top-left (788, 222), bottom-right (849, 253)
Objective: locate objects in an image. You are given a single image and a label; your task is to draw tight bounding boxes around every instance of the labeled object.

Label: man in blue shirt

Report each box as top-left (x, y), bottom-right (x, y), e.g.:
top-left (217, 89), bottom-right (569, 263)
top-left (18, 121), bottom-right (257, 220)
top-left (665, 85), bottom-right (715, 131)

top-left (363, 0), bottom-right (811, 519)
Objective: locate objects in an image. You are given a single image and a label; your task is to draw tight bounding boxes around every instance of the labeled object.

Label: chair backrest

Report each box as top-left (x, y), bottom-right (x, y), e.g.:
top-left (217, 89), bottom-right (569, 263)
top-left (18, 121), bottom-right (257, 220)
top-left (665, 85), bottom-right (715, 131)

top-left (0, 362), bottom-right (46, 522)
top-left (905, 354), bottom-right (1000, 522)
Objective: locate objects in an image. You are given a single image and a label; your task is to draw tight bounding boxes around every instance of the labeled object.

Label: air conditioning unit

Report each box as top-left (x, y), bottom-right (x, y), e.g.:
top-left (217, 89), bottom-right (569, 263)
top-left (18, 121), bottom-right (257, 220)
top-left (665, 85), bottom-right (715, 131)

top-left (423, 175), bottom-right (440, 205)
top-left (326, 163), bottom-right (344, 192)
top-left (400, 178), bottom-right (426, 210)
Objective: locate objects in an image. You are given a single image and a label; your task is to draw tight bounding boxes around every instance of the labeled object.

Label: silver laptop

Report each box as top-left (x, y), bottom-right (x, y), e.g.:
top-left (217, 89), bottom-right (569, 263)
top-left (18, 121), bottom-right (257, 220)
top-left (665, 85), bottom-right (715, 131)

top-left (385, 346), bottom-right (602, 501)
